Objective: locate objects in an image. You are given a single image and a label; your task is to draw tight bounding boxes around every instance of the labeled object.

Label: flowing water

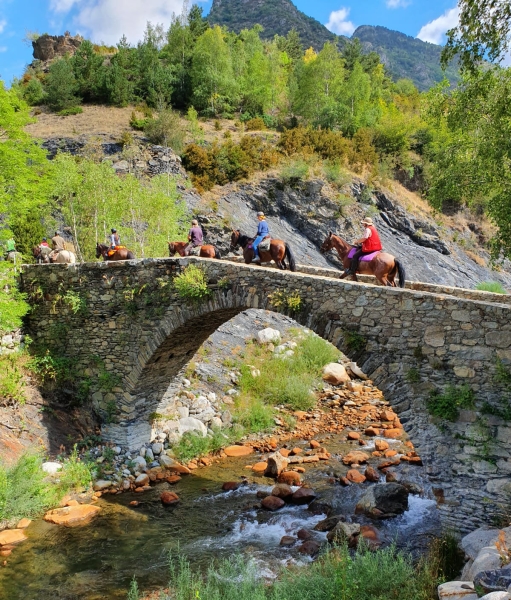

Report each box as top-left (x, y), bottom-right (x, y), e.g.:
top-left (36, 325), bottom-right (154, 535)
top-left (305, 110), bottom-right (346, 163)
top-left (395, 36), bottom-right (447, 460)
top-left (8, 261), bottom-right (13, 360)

top-left (0, 434), bottom-right (440, 600)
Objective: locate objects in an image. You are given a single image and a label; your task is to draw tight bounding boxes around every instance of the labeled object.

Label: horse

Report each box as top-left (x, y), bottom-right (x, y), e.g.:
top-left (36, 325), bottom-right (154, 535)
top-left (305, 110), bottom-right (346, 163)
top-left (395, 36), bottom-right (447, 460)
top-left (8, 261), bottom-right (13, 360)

top-left (33, 246), bottom-right (51, 264)
top-left (168, 241), bottom-right (221, 259)
top-left (5, 251), bottom-right (23, 263)
top-left (230, 230), bottom-right (296, 272)
top-left (53, 250), bottom-right (76, 264)
top-left (96, 243), bottom-right (135, 261)
top-left (320, 232), bottom-right (405, 288)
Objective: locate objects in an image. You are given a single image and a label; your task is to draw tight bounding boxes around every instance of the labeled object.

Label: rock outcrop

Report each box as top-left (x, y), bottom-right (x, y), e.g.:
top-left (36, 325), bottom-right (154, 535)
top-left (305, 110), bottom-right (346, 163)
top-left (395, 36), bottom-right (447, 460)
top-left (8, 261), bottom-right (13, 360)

top-left (32, 32), bottom-right (83, 62)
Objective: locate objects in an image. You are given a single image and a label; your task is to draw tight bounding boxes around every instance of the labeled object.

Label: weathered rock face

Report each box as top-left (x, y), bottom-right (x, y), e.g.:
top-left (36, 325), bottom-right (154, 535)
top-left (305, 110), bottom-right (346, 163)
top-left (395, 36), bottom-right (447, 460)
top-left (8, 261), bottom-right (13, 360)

top-left (32, 32), bottom-right (83, 62)
top-left (355, 483), bottom-right (409, 518)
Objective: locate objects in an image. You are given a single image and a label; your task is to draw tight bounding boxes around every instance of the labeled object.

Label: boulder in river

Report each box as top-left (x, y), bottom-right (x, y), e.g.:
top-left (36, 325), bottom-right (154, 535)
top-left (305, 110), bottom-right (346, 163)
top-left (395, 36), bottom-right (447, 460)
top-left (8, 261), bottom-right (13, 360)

top-left (265, 452), bottom-right (289, 477)
top-left (437, 581), bottom-right (477, 600)
top-left (224, 445), bottom-right (253, 457)
top-left (327, 522), bottom-right (361, 546)
top-left (290, 487), bottom-right (316, 505)
top-left (314, 515), bottom-right (345, 532)
top-left (355, 483), bottom-right (409, 519)
top-left (44, 505), bottom-right (101, 527)
top-left (222, 481), bottom-right (242, 491)
top-left (280, 536), bottom-right (296, 546)
top-left (271, 484), bottom-right (293, 500)
top-left (160, 492), bottom-right (180, 506)
top-left (261, 495), bottom-right (285, 511)
top-left (298, 540), bottom-right (321, 556)
top-left (342, 451), bottom-right (370, 465)
top-left (277, 471), bottom-right (301, 486)
top-left (0, 529), bottom-right (27, 546)
top-left (474, 568), bottom-right (511, 595)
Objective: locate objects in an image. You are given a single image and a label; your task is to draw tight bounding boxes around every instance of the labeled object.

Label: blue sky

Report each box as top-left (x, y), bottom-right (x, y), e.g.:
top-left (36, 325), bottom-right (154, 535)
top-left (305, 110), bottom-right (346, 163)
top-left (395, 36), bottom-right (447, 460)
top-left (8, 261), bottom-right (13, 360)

top-left (0, 0), bottom-right (460, 85)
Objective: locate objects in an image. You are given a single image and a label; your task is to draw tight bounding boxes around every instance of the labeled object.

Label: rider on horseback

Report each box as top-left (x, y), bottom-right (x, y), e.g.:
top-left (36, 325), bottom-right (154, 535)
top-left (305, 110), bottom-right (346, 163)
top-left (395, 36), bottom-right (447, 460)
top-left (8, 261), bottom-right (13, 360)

top-left (185, 220), bottom-right (204, 256)
top-left (109, 228), bottom-right (120, 250)
top-left (347, 217), bottom-right (382, 275)
top-left (50, 231), bottom-right (66, 261)
top-left (253, 211), bottom-right (269, 262)
top-left (40, 238), bottom-right (50, 248)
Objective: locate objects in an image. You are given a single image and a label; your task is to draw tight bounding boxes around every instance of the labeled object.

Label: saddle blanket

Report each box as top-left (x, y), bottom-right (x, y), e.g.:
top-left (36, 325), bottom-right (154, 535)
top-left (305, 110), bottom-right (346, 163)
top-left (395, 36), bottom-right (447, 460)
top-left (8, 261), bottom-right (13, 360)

top-left (189, 246), bottom-right (202, 256)
top-left (107, 245), bottom-right (126, 256)
top-left (347, 248), bottom-right (380, 261)
top-left (259, 237), bottom-right (271, 252)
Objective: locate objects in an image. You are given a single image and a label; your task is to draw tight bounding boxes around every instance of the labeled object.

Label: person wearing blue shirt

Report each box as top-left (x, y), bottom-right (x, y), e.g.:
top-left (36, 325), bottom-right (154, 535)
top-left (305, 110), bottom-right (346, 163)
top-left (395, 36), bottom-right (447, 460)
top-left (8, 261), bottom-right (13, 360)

top-left (253, 211), bottom-right (269, 261)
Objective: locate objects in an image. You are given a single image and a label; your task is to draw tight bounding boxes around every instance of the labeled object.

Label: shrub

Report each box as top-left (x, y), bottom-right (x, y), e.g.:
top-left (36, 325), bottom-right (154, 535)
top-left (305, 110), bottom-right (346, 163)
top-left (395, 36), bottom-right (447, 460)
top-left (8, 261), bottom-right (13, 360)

top-left (235, 398), bottom-right (274, 432)
top-left (144, 109), bottom-right (186, 153)
top-left (268, 289), bottom-right (303, 313)
top-left (0, 263), bottom-right (30, 333)
top-left (0, 353), bottom-right (26, 405)
top-left (245, 117), bottom-right (266, 131)
top-left (173, 264), bottom-right (211, 304)
top-left (323, 161), bottom-right (352, 188)
top-left (22, 77), bottom-right (45, 106)
top-left (130, 111), bottom-right (149, 130)
top-left (344, 330), bottom-right (367, 352)
top-left (280, 159), bottom-right (309, 184)
top-left (427, 384), bottom-right (475, 421)
top-left (278, 127), bottom-right (352, 161)
top-left (57, 106), bottom-right (83, 116)
top-left (475, 282), bottom-right (507, 294)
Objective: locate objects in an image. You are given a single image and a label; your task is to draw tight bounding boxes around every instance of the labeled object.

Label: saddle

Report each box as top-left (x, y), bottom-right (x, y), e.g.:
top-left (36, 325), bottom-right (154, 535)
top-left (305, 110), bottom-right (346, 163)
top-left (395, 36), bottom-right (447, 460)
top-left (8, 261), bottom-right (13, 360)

top-left (347, 247), bottom-right (380, 262)
top-left (189, 246), bottom-right (201, 256)
top-left (107, 245), bottom-right (126, 257)
top-left (259, 236), bottom-right (271, 252)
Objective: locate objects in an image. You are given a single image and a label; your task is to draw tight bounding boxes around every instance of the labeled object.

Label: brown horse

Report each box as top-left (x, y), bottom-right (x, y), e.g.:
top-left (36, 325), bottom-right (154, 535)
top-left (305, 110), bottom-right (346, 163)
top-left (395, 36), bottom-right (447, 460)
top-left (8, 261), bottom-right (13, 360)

top-left (230, 230), bottom-right (296, 272)
top-left (320, 232), bottom-right (405, 287)
top-left (96, 243), bottom-right (135, 261)
top-left (168, 241), bottom-right (221, 259)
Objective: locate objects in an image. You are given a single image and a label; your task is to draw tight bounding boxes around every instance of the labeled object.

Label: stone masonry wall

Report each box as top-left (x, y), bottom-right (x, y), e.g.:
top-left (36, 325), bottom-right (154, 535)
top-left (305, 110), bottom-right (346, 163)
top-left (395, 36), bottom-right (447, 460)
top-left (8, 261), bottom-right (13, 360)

top-left (21, 257), bottom-right (511, 531)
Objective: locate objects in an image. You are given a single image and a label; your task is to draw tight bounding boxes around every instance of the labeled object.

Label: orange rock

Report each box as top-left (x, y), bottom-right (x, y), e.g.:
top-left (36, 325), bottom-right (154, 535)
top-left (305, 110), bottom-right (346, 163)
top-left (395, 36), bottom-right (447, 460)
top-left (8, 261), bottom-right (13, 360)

top-left (364, 467), bottom-right (379, 482)
top-left (161, 491), bottom-right (180, 506)
top-left (384, 429), bottom-right (403, 439)
top-left (0, 529), bottom-right (27, 546)
top-left (43, 505), bottom-right (101, 527)
top-left (134, 487), bottom-right (145, 493)
top-left (302, 456), bottom-right (320, 463)
top-left (129, 501), bottom-right (139, 506)
top-left (377, 459), bottom-right (400, 470)
top-left (252, 462), bottom-right (268, 473)
top-left (342, 451), bottom-right (370, 465)
top-left (374, 439), bottom-right (389, 452)
top-left (347, 432), bottom-right (360, 441)
top-left (317, 453), bottom-right (331, 460)
top-left (187, 461), bottom-right (198, 470)
top-left (379, 410), bottom-right (395, 422)
top-left (372, 451), bottom-right (382, 457)
top-left (0, 549), bottom-right (12, 557)
top-left (294, 411), bottom-right (308, 420)
top-left (167, 462), bottom-right (192, 475)
top-left (291, 447), bottom-right (302, 455)
top-left (295, 467), bottom-right (306, 473)
top-left (403, 456), bottom-right (423, 465)
top-left (310, 440), bottom-right (320, 449)
top-left (279, 449), bottom-right (290, 458)
top-left (364, 427), bottom-right (380, 436)
top-left (277, 471), bottom-right (301, 486)
top-left (66, 499), bottom-right (80, 507)
top-left (384, 450), bottom-right (398, 458)
top-left (166, 475), bottom-right (182, 484)
top-left (405, 441), bottom-right (414, 449)
top-left (268, 438), bottom-right (278, 449)
top-left (224, 445), bottom-right (254, 457)
top-left (346, 469), bottom-right (366, 484)
top-left (16, 519), bottom-right (31, 529)
top-left (360, 524), bottom-right (381, 544)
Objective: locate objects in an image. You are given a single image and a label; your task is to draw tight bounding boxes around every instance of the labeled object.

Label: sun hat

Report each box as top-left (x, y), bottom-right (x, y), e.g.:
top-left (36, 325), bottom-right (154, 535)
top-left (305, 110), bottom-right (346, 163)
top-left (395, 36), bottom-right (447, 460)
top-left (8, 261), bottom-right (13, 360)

top-left (361, 217), bottom-right (374, 226)
top-left (257, 211), bottom-right (265, 217)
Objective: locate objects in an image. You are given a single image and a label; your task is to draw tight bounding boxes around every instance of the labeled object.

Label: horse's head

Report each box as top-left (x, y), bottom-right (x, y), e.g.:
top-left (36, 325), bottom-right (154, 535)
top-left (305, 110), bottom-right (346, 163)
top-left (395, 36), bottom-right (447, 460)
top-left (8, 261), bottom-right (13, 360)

top-left (230, 230), bottom-right (240, 251)
top-left (33, 246), bottom-right (41, 257)
top-left (95, 243), bottom-right (104, 259)
top-left (320, 232), bottom-right (334, 254)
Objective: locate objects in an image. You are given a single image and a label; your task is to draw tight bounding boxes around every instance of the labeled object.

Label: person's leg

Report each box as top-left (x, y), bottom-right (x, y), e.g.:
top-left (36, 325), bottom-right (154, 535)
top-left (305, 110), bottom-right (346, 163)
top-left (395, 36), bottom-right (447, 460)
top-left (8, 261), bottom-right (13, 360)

top-left (252, 236), bottom-right (263, 260)
top-left (184, 243), bottom-right (191, 256)
top-left (349, 248), bottom-right (363, 274)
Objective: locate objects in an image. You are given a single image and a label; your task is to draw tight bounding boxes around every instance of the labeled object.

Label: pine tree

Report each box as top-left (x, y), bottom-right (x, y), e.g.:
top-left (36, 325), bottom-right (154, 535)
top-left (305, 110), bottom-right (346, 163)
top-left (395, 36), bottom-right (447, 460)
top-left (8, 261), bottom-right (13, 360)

top-left (45, 58), bottom-right (80, 111)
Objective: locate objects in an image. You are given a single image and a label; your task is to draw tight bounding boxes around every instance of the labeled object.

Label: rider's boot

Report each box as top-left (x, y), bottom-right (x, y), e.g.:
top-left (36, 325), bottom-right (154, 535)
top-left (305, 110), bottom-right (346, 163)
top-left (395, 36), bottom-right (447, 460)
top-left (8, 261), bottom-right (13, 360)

top-left (252, 253), bottom-right (261, 263)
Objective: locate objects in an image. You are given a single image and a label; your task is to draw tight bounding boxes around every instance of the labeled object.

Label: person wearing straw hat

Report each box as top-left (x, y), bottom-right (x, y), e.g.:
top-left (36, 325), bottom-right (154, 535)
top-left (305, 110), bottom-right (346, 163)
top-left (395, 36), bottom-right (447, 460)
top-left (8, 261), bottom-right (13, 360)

top-left (252, 211), bottom-right (269, 262)
top-left (185, 219), bottom-right (204, 256)
top-left (347, 216), bottom-right (382, 275)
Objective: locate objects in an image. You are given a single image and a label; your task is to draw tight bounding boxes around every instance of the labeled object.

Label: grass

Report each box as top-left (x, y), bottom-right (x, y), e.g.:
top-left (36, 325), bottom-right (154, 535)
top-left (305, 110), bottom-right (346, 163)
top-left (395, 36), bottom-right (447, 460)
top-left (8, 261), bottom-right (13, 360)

top-left (475, 281), bottom-right (507, 294)
top-left (0, 353), bottom-right (27, 405)
top-left (173, 427), bottom-right (242, 463)
top-left (0, 448), bottom-right (93, 524)
top-left (129, 538), bottom-right (456, 600)
top-left (427, 384), bottom-right (475, 422)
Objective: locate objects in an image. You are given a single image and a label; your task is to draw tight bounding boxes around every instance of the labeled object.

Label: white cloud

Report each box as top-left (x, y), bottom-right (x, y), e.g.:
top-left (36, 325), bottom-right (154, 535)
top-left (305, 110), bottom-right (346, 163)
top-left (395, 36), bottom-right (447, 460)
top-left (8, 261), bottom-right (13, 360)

top-left (386, 0), bottom-right (410, 8)
top-left (50, 0), bottom-right (186, 44)
top-left (417, 6), bottom-right (459, 45)
top-left (0, 18), bottom-right (6, 34)
top-left (325, 7), bottom-right (356, 36)
top-left (50, 0), bottom-right (81, 13)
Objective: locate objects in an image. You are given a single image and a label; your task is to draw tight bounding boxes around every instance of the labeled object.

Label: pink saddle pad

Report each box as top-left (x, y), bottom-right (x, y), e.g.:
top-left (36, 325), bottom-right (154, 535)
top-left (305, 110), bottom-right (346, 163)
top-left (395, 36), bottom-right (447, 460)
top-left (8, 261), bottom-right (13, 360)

top-left (347, 248), bottom-right (380, 261)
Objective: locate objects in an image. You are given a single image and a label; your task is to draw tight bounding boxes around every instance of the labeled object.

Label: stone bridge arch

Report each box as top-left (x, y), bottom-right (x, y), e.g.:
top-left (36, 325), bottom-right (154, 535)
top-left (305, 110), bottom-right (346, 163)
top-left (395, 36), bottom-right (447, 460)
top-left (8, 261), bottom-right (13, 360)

top-left (21, 257), bottom-right (511, 530)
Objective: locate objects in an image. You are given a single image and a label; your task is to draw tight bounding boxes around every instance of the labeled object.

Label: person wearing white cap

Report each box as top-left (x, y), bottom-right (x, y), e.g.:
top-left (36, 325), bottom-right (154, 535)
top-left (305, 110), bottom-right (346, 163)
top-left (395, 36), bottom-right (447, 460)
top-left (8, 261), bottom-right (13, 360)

top-left (347, 216), bottom-right (382, 275)
top-left (252, 211), bottom-right (269, 262)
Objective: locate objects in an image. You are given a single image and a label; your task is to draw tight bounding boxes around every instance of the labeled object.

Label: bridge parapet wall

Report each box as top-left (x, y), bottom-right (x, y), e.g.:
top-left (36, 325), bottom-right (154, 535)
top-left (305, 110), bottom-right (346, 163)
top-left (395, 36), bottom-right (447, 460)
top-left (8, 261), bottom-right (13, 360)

top-left (21, 257), bottom-right (511, 531)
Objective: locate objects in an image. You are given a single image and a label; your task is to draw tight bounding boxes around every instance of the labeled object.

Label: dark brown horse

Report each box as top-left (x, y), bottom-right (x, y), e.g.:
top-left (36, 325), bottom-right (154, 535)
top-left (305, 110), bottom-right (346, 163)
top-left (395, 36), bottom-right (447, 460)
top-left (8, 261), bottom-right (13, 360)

top-left (320, 232), bottom-right (405, 287)
top-left (230, 230), bottom-right (296, 272)
top-left (96, 243), bottom-right (135, 261)
top-left (168, 241), bottom-right (221, 259)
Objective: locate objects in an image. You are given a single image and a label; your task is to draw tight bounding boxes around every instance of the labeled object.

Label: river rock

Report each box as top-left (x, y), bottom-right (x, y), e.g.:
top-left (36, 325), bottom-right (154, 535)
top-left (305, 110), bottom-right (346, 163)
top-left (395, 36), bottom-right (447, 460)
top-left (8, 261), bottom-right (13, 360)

top-left (159, 455), bottom-right (174, 469)
top-left (355, 483), bottom-right (409, 519)
top-left (277, 471), bottom-right (301, 486)
top-left (222, 481), bottom-right (241, 491)
top-left (42, 461), bottom-right (62, 475)
top-left (375, 439), bottom-right (390, 451)
top-left (261, 495), bottom-right (285, 511)
top-left (314, 515), bottom-right (345, 532)
top-left (437, 582), bottom-right (478, 600)
top-left (133, 456), bottom-right (147, 470)
top-left (347, 469), bottom-right (366, 483)
top-left (179, 417), bottom-right (207, 437)
top-left (93, 479), bottom-right (113, 491)
top-left (327, 522), bottom-right (361, 546)
top-left (257, 328), bottom-right (281, 344)
top-left (44, 505), bottom-right (101, 527)
top-left (280, 536), bottom-right (296, 546)
top-left (16, 519), bottom-right (31, 529)
top-left (298, 540), bottom-right (320, 556)
top-left (252, 462), bottom-right (268, 473)
top-left (145, 448), bottom-right (154, 462)
top-left (479, 594), bottom-right (511, 600)
top-left (342, 451), bottom-right (370, 465)
top-left (464, 547), bottom-right (502, 581)
top-left (360, 524), bottom-right (382, 549)
top-left (461, 527), bottom-right (511, 560)
top-left (290, 487), bottom-right (316, 505)
top-left (271, 484), bottom-right (293, 500)
top-left (322, 363), bottom-right (350, 385)
top-left (474, 568), bottom-right (511, 595)
top-left (160, 491), bottom-right (180, 506)
top-left (0, 529), bottom-right (27, 546)
top-left (224, 445), bottom-right (253, 457)
top-left (364, 467), bottom-right (380, 482)
top-left (347, 362), bottom-right (368, 380)
top-left (265, 452), bottom-right (289, 477)
top-left (135, 473), bottom-right (149, 486)
top-left (297, 528), bottom-right (312, 540)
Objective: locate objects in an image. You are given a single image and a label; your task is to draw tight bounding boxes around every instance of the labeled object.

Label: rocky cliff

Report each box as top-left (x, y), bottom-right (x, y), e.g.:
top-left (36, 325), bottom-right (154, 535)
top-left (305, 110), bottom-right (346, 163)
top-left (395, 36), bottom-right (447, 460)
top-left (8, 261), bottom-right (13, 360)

top-left (32, 32), bottom-right (83, 62)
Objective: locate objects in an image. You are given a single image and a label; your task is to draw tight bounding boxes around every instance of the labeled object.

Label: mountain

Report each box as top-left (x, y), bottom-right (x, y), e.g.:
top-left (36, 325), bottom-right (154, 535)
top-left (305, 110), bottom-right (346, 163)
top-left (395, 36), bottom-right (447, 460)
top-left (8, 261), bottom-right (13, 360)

top-left (353, 25), bottom-right (460, 90)
top-left (207, 0), bottom-right (336, 49)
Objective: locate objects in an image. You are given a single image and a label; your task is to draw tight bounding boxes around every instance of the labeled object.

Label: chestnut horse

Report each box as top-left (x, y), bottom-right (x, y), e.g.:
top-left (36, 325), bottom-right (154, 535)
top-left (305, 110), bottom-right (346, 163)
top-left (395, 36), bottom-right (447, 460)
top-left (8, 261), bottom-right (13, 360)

top-left (320, 232), bottom-right (405, 288)
top-left (96, 243), bottom-right (135, 261)
top-left (168, 241), bottom-right (221, 259)
top-left (230, 230), bottom-right (296, 272)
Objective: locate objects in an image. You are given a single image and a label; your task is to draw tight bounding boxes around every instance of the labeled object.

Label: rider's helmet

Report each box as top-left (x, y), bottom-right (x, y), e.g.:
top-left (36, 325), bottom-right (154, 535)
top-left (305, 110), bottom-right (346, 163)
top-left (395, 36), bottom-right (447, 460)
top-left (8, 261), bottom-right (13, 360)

top-left (42, 238), bottom-right (47, 241)
top-left (257, 211), bottom-right (265, 218)
top-left (111, 228), bottom-right (117, 233)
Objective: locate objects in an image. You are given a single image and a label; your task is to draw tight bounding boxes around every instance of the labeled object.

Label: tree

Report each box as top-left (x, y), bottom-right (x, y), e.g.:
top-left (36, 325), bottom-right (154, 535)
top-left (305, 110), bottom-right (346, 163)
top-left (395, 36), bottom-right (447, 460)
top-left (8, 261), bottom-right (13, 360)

top-left (105, 36), bottom-right (136, 106)
top-left (136, 23), bottom-right (175, 107)
top-left (72, 40), bottom-right (105, 102)
top-left (45, 58), bottom-right (80, 111)
top-left (442, 0), bottom-right (511, 72)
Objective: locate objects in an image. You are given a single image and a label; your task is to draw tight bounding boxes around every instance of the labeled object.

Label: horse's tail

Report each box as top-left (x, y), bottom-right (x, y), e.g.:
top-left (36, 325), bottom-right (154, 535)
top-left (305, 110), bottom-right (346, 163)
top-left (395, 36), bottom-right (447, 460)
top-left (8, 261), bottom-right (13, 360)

top-left (395, 259), bottom-right (406, 288)
top-left (215, 247), bottom-right (221, 259)
top-left (127, 251), bottom-right (135, 260)
top-left (285, 243), bottom-right (296, 272)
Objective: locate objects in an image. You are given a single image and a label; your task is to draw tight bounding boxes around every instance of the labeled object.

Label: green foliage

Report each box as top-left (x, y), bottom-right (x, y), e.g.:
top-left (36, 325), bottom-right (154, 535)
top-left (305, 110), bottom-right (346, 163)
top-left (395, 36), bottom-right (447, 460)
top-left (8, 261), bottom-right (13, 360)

top-left (280, 159), bottom-right (309, 184)
top-left (245, 117), bottom-right (266, 131)
top-left (144, 109), bottom-right (186, 152)
top-left (344, 330), bottom-right (367, 352)
top-left (0, 353), bottom-right (26, 405)
top-left (45, 58), bottom-right (81, 112)
top-left (0, 263), bottom-right (30, 334)
top-left (268, 289), bottom-right (303, 313)
top-left (405, 367), bottom-right (421, 383)
top-left (235, 398), bottom-right (275, 432)
top-left (173, 427), bottom-right (237, 462)
top-left (475, 281), bottom-right (507, 294)
top-left (21, 77), bottom-right (45, 105)
top-left (57, 106), bottom-right (83, 116)
top-left (173, 264), bottom-right (211, 304)
top-left (495, 358), bottom-right (511, 389)
top-left (62, 290), bottom-right (87, 315)
top-left (58, 445), bottom-right (93, 492)
top-left (427, 384), bottom-right (476, 422)
top-left (141, 542), bottom-right (446, 600)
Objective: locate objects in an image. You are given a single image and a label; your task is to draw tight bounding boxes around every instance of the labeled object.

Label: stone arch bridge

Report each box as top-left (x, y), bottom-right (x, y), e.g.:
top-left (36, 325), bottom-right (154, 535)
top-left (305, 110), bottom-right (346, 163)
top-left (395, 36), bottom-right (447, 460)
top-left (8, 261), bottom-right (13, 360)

top-left (22, 258), bottom-right (511, 530)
